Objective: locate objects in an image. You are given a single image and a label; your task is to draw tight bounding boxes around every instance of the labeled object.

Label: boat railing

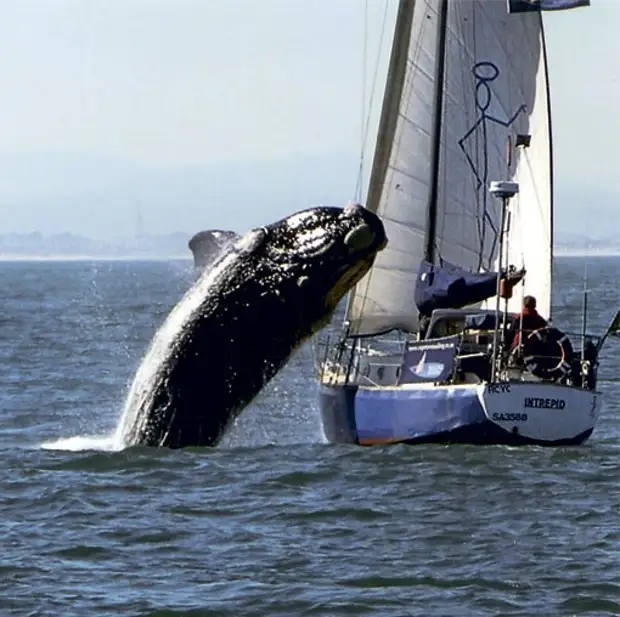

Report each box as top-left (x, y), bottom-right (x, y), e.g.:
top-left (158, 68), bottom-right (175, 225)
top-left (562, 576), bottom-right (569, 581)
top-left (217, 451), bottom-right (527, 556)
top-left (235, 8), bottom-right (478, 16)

top-left (314, 326), bottom-right (602, 389)
top-left (313, 331), bottom-right (411, 386)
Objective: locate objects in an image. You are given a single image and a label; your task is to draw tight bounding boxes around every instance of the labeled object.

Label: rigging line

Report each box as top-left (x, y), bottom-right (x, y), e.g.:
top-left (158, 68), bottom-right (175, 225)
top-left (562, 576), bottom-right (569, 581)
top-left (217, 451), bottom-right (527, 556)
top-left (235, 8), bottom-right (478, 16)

top-left (581, 180), bottom-right (591, 293)
top-left (355, 0), bottom-right (390, 203)
top-left (522, 151), bottom-right (552, 248)
top-left (511, 194), bottom-right (527, 277)
top-left (347, 0), bottom-right (392, 331)
top-left (347, 0), bottom-right (390, 331)
top-left (357, 0), bottom-right (368, 203)
top-left (505, 141), bottom-right (526, 270)
top-left (517, 152), bottom-right (550, 300)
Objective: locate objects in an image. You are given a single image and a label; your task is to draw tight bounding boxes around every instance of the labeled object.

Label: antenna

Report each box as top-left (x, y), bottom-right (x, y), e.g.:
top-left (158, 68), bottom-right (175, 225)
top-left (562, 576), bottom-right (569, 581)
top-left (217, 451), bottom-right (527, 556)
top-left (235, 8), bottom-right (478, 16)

top-left (581, 244), bottom-right (589, 367)
top-left (489, 180), bottom-right (520, 382)
top-left (506, 134), bottom-right (513, 171)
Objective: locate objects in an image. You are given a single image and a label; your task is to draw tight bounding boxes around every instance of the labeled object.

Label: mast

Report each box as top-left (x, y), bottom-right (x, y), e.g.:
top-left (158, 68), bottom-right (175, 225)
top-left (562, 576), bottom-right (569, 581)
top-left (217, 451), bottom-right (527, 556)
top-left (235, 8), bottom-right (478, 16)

top-left (424, 0), bottom-right (449, 264)
top-left (540, 13), bottom-right (554, 321)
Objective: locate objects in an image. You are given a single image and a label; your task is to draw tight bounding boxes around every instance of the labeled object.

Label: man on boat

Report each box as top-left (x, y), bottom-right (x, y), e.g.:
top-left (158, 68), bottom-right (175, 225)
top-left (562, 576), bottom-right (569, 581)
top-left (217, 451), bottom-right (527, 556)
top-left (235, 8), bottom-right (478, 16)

top-left (511, 295), bottom-right (548, 348)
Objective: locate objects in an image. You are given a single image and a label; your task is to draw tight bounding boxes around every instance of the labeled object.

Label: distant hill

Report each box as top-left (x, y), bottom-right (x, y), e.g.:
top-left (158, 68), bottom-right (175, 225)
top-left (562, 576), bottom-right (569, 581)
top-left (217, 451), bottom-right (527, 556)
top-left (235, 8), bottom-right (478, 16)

top-left (0, 151), bottom-right (365, 241)
top-left (0, 231), bottom-right (193, 259)
top-left (2, 229), bottom-right (618, 260)
top-left (0, 150), bottom-right (617, 256)
top-left (554, 183), bottom-right (619, 242)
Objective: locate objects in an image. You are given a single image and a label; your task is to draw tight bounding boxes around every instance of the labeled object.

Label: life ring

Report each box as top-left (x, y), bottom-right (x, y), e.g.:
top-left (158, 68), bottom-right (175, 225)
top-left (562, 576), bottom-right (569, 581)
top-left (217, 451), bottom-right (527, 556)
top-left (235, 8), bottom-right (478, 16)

top-left (522, 327), bottom-right (574, 381)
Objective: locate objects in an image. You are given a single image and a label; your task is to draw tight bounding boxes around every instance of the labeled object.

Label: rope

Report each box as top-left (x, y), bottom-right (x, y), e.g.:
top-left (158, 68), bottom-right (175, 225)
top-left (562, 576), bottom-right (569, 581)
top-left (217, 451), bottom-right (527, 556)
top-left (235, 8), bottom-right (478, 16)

top-left (354, 0), bottom-right (390, 203)
top-left (358, 0), bottom-right (368, 203)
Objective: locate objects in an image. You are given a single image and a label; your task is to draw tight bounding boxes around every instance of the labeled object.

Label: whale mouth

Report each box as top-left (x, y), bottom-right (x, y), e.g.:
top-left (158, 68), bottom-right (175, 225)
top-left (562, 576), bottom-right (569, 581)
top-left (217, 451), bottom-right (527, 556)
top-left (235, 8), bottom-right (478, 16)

top-left (325, 254), bottom-right (376, 312)
top-left (325, 213), bottom-right (386, 309)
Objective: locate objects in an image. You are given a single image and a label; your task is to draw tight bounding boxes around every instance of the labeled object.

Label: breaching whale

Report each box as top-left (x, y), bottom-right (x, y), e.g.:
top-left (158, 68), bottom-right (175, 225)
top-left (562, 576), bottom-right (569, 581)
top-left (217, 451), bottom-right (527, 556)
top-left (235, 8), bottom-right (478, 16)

top-left (120, 203), bottom-right (387, 448)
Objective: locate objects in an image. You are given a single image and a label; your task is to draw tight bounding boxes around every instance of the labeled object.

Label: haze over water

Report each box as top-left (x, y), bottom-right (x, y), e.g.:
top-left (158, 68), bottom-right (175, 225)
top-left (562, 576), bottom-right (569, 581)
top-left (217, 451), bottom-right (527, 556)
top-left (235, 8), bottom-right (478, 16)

top-left (1, 256), bottom-right (618, 616)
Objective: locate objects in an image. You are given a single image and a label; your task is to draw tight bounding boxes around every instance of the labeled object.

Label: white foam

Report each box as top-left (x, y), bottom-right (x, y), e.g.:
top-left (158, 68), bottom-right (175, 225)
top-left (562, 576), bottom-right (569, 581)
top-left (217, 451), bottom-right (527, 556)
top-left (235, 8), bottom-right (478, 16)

top-left (40, 433), bottom-right (124, 452)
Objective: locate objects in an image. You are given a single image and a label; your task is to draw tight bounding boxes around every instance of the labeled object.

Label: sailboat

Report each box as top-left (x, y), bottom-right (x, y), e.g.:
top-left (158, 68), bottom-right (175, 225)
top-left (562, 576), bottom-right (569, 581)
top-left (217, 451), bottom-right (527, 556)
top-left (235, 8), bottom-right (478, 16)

top-left (314, 0), bottom-right (617, 446)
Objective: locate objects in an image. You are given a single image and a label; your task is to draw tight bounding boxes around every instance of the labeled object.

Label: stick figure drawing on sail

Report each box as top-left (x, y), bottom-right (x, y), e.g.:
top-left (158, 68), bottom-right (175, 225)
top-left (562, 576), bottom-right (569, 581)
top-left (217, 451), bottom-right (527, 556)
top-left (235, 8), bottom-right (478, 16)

top-left (458, 61), bottom-right (526, 269)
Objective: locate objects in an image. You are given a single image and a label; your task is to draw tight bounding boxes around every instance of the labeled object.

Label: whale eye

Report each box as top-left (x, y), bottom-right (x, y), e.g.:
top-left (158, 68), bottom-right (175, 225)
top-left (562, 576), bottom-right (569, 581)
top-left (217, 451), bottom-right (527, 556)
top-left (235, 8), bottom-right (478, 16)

top-left (344, 223), bottom-right (375, 252)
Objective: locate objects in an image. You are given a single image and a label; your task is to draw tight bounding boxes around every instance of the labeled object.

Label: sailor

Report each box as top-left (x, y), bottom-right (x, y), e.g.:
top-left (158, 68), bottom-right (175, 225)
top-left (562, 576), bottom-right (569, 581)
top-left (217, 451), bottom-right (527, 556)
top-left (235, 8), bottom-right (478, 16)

top-left (511, 295), bottom-right (548, 348)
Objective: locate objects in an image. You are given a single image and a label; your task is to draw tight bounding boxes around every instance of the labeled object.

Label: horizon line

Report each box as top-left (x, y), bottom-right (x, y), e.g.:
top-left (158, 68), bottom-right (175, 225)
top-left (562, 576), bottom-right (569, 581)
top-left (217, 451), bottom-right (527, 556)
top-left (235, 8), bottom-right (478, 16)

top-left (2, 251), bottom-right (620, 263)
top-left (0, 253), bottom-right (193, 262)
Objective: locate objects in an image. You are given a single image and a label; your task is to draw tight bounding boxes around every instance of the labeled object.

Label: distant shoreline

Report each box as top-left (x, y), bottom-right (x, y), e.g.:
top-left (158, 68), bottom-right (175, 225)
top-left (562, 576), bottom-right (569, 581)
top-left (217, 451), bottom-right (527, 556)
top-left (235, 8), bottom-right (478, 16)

top-left (0, 254), bottom-right (193, 262)
top-left (553, 250), bottom-right (620, 257)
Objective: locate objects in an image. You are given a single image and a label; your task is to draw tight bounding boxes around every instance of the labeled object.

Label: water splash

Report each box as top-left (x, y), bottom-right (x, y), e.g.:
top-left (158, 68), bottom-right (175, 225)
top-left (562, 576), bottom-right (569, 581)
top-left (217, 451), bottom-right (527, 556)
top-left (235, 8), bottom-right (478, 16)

top-left (37, 257), bottom-right (215, 454)
top-left (40, 433), bottom-right (123, 452)
top-left (36, 245), bottom-right (243, 453)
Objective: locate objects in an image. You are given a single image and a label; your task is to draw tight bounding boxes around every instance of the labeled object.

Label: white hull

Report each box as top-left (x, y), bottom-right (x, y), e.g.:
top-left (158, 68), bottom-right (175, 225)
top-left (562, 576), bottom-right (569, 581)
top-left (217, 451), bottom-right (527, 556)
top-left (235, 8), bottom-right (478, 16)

top-left (478, 382), bottom-right (602, 443)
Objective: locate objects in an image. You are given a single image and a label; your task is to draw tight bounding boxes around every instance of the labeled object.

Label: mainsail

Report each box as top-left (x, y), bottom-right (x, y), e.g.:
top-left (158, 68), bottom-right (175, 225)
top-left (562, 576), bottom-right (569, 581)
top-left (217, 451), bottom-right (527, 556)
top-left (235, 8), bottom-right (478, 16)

top-left (345, 0), bottom-right (559, 337)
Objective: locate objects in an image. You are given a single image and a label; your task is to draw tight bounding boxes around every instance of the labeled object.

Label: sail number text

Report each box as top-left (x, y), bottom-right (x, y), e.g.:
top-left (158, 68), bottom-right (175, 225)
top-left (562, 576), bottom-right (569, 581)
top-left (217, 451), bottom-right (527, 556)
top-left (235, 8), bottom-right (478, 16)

top-left (492, 412), bottom-right (528, 423)
top-left (487, 383), bottom-right (511, 394)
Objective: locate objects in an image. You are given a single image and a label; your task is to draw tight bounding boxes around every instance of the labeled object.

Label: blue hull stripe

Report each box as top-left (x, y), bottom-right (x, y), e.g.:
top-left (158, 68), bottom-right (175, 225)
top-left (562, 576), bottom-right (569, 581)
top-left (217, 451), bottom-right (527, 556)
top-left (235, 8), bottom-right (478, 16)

top-left (318, 385), bottom-right (592, 447)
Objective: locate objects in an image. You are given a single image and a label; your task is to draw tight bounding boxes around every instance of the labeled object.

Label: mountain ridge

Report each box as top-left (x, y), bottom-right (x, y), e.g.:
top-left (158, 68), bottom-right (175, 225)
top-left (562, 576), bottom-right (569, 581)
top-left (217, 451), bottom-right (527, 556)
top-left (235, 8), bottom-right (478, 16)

top-left (0, 151), bottom-right (617, 250)
top-left (2, 229), bottom-right (618, 260)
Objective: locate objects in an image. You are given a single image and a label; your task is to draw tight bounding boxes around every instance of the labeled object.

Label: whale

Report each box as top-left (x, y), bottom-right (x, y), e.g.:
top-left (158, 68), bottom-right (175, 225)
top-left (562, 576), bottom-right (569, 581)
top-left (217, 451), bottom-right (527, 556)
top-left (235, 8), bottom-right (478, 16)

top-left (119, 203), bottom-right (387, 448)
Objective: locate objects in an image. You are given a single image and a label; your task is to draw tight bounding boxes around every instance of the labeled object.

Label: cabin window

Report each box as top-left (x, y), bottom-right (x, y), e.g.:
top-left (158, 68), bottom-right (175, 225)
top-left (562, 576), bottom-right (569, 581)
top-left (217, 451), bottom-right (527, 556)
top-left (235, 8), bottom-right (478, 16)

top-left (431, 318), bottom-right (465, 338)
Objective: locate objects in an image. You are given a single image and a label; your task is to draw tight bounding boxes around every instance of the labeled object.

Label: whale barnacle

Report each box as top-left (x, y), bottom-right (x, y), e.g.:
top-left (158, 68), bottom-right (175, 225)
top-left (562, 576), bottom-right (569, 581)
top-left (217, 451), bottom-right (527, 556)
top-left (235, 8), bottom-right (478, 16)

top-left (342, 201), bottom-right (363, 217)
top-left (297, 275), bottom-right (310, 289)
top-left (236, 227), bottom-right (269, 255)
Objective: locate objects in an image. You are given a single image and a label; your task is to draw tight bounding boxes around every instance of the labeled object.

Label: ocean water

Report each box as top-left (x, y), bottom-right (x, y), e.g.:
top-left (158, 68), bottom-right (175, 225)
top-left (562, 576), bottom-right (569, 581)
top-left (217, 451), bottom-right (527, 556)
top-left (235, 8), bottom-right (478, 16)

top-left (1, 256), bottom-right (618, 617)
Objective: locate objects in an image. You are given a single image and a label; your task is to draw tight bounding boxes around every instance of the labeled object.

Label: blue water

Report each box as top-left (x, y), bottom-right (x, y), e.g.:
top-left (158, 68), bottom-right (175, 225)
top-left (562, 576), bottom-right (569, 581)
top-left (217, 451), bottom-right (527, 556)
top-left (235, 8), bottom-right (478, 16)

top-left (1, 257), bottom-right (619, 616)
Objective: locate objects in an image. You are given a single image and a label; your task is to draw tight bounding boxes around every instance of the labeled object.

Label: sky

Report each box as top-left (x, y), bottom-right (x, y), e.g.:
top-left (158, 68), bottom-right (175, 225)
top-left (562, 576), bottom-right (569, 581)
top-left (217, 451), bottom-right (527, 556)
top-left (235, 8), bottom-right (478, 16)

top-left (0, 0), bottom-right (617, 240)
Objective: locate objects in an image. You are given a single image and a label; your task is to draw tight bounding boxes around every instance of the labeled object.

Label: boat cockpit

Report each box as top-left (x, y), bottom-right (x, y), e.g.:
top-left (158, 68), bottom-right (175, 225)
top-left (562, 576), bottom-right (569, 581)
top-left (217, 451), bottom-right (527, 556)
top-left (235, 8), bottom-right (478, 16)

top-left (318, 308), bottom-right (600, 391)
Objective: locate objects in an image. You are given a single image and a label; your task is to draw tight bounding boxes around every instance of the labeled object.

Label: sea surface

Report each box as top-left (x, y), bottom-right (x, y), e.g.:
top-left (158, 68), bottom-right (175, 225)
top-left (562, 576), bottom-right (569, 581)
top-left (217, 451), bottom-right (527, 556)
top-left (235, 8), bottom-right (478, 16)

top-left (1, 256), bottom-right (618, 617)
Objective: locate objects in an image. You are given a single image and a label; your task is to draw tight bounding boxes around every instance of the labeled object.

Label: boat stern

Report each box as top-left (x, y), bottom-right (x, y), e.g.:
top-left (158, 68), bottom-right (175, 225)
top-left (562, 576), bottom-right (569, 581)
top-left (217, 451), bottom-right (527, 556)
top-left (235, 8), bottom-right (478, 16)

top-left (477, 382), bottom-right (602, 444)
top-left (318, 380), bottom-right (602, 447)
top-left (318, 383), bottom-right (360, 444)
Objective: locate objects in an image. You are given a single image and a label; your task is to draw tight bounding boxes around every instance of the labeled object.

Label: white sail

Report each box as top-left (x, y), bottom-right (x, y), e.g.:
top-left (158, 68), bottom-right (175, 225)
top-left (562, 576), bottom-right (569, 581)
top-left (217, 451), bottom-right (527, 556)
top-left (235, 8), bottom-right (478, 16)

top-left (438, 1), bottom-right (553, 317)
top-left (501, 46), bottom-right (553, 318)
top-left (346, 0), bottom-right (552, 336)
top-left (345, 0), bottom-right (443, 336)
